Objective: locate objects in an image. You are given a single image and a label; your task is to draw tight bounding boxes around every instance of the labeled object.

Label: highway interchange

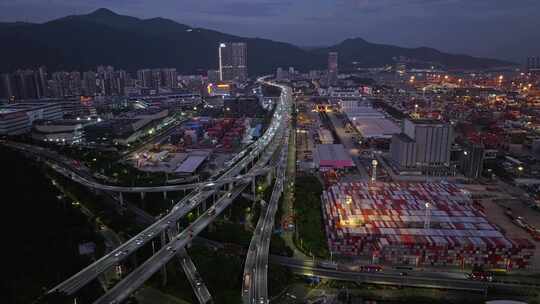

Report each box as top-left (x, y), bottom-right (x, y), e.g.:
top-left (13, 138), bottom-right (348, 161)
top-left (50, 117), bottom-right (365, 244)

top-left (93, 80), bottom-right (291, 304)
top-left (10, 78), bottom-right (292, 303)
top-left (7, 79), bottom-right (537, 303)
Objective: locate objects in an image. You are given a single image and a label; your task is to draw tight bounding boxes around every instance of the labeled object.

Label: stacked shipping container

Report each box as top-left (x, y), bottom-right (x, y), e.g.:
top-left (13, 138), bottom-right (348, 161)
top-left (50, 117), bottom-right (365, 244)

top-left (322, 182), bottom-right (534, 269)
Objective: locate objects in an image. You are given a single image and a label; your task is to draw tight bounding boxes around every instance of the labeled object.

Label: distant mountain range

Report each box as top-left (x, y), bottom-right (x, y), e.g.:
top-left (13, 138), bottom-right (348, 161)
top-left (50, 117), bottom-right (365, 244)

top-left (0, 8), bottom-right (514, 74)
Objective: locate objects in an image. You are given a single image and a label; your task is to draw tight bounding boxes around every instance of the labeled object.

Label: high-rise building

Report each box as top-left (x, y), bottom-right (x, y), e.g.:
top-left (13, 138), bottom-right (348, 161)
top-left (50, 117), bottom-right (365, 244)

top-left (82, 71), bottom-right (98, 96)
top-left (207, 70), bottom-right (220, 83)
top-left (526, 56), bottom-right (540, 73)
top-left (390, 119), bottom-right (453, 171)
top-left (161, 68), bottom-right (178, 89)
top-left (328, 52), bottom-right (338, 85)
top-left (219, 42), bottom-right (248, 82)
top-left (13, 69), bottom-right (41, 100)
top-left (36, 66), bottom-right (48, 98)
top-left (460, 143), bottom-right (485, 179)
top-left (276, 67), bottom-right (288, 80)
top-left (112, 70), bottom-right (128, 95)
top-left (0, 73), bottom-right (14, 100)
top-left (137, 69), bottom-right (153, 88)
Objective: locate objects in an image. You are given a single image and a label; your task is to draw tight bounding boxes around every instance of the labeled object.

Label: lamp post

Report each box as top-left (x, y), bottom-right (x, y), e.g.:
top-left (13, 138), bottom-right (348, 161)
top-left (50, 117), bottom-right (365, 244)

top-left (371, 159), bottom-right (378, 183)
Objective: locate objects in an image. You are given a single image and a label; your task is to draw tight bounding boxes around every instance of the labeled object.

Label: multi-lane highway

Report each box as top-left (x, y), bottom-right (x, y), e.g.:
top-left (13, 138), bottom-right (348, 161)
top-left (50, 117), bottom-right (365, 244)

top-left (94, 132), bottom-right (285, 303)
top-left (90, 80), bottom-right (290, 304)
top-left (271, 255), bottom-right (540, 293)
top-left (0, 78), bottom-right (293, 303)
top-left (34, 79), bottom-right (285, 304)
top-left (52, 131), bottom-right (279, 295)
top-left (171, 234), bottom-right (213, 304)
top-left (3, 141), bottom-right (272, 194)
top-left (243, 129), bottom-right (290, 303)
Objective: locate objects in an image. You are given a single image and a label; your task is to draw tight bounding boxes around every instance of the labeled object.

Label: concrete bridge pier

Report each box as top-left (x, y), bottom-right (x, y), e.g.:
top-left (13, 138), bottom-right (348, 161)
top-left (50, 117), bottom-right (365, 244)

top-left (266, 168), bottom-right (274, 186)
top-left (162, 191), bottom-right (168, 200)
top-left (160, 230), bottom-right (168, 286)
top-left (118, 192), bottom-right (124, 207)
top-left (251, 177), bottom-right (257, 201)
top-left (140, 192), bottom-right (145, 201)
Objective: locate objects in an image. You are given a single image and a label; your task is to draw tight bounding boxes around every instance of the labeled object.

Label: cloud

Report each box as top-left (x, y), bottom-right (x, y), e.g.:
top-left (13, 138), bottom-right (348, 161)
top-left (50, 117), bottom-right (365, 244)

top-left (184, 1), bottom-right (292, 17)
top-left (0, 0), bottom-right (538, 61)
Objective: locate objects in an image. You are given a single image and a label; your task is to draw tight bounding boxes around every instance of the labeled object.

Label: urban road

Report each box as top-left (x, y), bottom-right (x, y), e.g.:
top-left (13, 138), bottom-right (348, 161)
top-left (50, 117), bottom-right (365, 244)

top-left (270, 255), bottom-right (540, 293)
top-left (94, 81), bottom-right (291, 303)
top-left (2, 140), bottom-right (272, 193)
top-left (40, 78), bottom-right (288, 299)
top-left (244, 124), bottom-right (289, 303)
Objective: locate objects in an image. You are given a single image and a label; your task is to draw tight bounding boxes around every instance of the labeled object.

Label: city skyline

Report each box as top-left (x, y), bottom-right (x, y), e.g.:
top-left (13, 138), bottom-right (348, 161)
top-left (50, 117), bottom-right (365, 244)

top-left (1, 1), bottom-right (539, 62)
top-left (3, 2), bottom-right (540, 304)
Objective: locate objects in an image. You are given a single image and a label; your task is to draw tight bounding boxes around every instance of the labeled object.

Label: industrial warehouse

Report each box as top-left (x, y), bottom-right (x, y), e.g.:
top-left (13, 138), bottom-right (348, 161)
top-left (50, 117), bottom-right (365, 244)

top-left (322, 182), bottom-right (535, 269)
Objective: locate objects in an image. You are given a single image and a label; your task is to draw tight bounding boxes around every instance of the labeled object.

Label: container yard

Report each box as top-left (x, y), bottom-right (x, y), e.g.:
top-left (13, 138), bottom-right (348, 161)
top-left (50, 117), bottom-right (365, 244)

top-left (130, 117), bottom-right (261, 173)
top-left (322, 182), bottom-right (535, 269)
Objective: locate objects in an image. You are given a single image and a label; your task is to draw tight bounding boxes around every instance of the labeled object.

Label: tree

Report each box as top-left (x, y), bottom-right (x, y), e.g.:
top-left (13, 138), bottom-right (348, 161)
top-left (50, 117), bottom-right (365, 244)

top-left (35, 291), bottom-right (71, 304)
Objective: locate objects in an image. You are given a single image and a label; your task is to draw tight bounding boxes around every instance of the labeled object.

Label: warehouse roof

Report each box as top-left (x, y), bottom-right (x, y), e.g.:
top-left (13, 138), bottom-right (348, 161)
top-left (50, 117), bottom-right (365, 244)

top-left (315, 144), bottom-right (354, 169)
top-left (350, 117), bottom-right (401, 138)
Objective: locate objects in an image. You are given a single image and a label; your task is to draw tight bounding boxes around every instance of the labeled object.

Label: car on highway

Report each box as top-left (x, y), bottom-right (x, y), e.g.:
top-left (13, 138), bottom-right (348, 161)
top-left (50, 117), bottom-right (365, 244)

top-left (361, 265), bottom-right (382, 272)
top-left (259, 296), bottom-right (266, 304)
top-left (135, 238), bottom-right (143, 245)
top-left (194, 274), bottom-right (203, 287)
top-left (113, 251), bottom-right (123, 257)
top-left (166, 246), bottom-right (176, 252)
top-left (468, 271), bottom-right (493, 282)
top-left (243, 273), bottom-right (251, 293)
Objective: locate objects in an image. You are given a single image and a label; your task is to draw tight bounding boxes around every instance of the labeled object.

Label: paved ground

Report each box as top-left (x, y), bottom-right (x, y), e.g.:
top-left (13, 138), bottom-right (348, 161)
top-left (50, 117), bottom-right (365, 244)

top-left (466, 184), bottom-right (540, 270)
top-left (326, 112), bottom-right (369, 181)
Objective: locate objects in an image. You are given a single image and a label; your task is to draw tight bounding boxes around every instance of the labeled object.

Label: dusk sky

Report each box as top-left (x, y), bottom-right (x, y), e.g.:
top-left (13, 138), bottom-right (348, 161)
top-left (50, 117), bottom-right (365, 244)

top-left (1, 0), bottom-right (539, 62)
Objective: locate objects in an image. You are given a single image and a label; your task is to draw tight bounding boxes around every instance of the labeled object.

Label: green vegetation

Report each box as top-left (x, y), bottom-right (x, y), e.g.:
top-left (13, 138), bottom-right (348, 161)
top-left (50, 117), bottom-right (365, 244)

top-left (52, 169), bottom-right (141, 237)
top-left (268, 265), bottom-right (293, 297)
top-left (201, 221), bottom-right (253, 247)
top-left (1, 147), bottom-right (103, 304)
top-left (294, 175), bottom-right (329, 258)
top-left (151, 245), bottom-right (244, 303)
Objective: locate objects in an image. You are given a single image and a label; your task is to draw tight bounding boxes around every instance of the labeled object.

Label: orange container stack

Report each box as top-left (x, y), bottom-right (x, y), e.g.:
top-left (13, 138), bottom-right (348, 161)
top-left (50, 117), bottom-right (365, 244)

top-left (322, 182), bottom-right (535, 269)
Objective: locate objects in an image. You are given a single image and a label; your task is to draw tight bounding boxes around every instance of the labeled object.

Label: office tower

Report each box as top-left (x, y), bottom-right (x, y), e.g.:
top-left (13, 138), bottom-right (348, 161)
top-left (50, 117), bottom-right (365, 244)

top-left (219, 42), bottom-right (248, 82)
top-left (328, 52), bottom-right (338, 85)
top-left (390, 119), bottom-right (453, 170)
top-left (207, 70), bottom-right (220, 83)
top-left (460, 143), bottom-right (485, 179)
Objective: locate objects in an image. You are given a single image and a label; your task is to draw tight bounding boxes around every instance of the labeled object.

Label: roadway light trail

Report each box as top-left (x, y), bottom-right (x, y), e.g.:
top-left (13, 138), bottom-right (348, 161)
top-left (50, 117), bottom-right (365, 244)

top-left (93, 80), bottom-right (291, 304)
